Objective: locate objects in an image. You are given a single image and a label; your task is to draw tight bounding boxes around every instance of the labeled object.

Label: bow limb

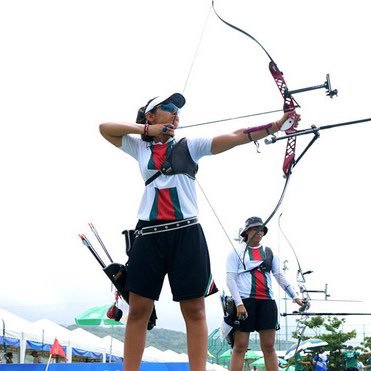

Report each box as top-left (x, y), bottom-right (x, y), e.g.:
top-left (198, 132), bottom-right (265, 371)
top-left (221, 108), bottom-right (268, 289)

top-left (212, 1), bottom-right (275, 63)
top-left (211, 2), bottom-right (299, 221)
top-left (278, 213), bottom-right (311, 354)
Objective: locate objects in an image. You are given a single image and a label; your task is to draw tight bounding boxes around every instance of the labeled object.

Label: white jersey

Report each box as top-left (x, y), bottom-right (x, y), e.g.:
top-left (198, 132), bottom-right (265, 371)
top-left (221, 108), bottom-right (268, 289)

top-left (226, 243), bottom-right (298, 302)
top-left (120, 135), bottom-right (212, 221)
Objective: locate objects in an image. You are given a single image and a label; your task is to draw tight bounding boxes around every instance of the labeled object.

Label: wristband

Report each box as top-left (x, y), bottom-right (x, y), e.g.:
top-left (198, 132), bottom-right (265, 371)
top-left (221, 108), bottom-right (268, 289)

top-left (144, 123), bottom-right (149, 136)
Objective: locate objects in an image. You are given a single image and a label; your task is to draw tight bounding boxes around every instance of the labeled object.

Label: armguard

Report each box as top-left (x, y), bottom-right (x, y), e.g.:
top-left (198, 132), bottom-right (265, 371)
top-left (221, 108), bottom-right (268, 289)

top-left (243, 123), bottom-right (273, 135)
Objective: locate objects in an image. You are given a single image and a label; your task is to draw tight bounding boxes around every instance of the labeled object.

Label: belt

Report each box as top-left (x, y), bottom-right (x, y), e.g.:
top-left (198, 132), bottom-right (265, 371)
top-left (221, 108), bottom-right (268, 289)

top-left (136, 217), bottom-right (198, 236)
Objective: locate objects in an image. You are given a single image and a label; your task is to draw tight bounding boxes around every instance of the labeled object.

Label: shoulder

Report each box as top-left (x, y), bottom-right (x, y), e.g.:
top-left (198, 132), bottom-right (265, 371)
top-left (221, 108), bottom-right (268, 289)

top-left (121, 134), bottom-right (148, 154)
top-left (186, 137), bottom-right (213, 157)
top-left (226, 245), bottom-right (243, 264)
top-left (264, 246), bottom-right (274, 254)
top-left (121, 134), bottom-right (144, 147)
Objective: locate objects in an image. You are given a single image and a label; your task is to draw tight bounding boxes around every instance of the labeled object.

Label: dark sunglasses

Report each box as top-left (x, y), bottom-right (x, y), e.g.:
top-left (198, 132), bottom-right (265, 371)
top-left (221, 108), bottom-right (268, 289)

top-left (157, 102), bottom-right (180, 113)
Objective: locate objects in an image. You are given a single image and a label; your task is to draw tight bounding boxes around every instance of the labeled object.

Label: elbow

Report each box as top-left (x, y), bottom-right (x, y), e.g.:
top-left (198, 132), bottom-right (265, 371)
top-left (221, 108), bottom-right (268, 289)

top-left (99, 123), bottom-right (108, 136)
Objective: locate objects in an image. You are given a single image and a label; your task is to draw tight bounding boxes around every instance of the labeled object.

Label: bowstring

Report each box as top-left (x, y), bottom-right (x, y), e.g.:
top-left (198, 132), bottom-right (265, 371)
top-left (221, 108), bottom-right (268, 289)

top-left (180, 3), bottom-right (243, 262)
top-left (182, 5), bottom-right (212, 94)
top-left (278, 213), bottom-right (310, 355)
top-left (178, 107), bottom-right (296, 129)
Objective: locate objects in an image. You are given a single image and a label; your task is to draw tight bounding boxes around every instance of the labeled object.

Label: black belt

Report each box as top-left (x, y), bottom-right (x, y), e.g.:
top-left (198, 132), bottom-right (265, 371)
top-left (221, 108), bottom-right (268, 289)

top-left (136, 217), bottom-right (198, 236)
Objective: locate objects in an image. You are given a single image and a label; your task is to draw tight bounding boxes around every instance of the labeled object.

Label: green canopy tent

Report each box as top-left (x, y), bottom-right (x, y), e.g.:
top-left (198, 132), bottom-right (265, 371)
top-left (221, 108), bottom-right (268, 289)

top-left (250, 356), bottom-right (288, 369)
top-left (75, 304), bottom-right (125, 362)
top-left (75, 305), bottom-right (124, 327)
top-left (219, 348), bottom-right (261, 360)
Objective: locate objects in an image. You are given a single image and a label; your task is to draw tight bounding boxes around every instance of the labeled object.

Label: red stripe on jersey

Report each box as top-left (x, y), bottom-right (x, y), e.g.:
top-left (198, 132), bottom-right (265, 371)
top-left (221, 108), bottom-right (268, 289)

top-left (251, 247), bottom-right (269, 299)
top-left (157, 188), bottom-right (176, 220)
top-left (152, 144), bottom-right (168, 169)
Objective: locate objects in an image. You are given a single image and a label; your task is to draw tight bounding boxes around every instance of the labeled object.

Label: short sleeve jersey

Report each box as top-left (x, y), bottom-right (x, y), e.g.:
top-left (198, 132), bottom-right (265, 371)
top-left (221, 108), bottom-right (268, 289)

top-left (342, 350), bottom-right (360, 369)
top-left (120, 135), bottom-right (212, 221)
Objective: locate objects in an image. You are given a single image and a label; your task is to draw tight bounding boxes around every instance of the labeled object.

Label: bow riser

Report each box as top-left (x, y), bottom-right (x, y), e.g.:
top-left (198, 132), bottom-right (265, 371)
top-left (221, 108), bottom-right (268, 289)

top-left (269, 61), bottom-right (299, 175)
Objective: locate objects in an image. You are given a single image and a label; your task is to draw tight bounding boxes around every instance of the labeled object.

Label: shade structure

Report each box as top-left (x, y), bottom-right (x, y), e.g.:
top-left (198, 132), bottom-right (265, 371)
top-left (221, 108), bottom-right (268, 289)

top-left (250, 356), bottom-right (288, 367)
top-left (285, 338), bottom-right (328, 359)
top-left (219, 349), bottom-right (261, 360)
top-left (75, 305), bottom-right (124, 326)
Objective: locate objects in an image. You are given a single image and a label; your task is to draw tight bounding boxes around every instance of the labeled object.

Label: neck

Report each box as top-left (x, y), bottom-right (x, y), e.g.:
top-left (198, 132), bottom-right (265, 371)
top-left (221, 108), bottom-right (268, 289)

top-left (153, 135), bottom-right (171, 144)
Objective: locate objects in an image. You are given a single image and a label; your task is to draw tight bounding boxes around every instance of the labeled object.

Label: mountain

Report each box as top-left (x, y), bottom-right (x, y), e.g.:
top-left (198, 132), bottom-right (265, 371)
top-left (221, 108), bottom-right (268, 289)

top-left (66, 325), bottom-right (188, 354)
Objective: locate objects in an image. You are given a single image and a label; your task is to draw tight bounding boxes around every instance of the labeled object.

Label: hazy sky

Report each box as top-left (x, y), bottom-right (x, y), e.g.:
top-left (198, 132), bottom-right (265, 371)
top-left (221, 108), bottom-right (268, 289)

top-left (1, 0), bottom-right (370, 340)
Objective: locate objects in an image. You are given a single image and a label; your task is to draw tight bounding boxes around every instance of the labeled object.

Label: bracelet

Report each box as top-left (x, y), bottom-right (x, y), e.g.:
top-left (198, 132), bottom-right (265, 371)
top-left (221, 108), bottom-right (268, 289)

top-left (144, 123), bottom-right (149, 136)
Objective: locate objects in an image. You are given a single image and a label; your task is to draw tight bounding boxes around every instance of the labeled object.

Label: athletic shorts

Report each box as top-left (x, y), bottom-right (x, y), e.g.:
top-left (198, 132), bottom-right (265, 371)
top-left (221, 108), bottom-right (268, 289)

top-left (237, 298), bottom-right (279, 332)
top-left (125, 219), bottom-right (214, 302)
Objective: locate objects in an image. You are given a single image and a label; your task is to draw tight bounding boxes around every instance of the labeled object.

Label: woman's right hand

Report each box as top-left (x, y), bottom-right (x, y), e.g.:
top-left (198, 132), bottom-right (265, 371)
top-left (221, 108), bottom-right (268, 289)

top-left (236, 304), bottom-right (248, 320)
top-left (148, 124), bottom-right (175, 138)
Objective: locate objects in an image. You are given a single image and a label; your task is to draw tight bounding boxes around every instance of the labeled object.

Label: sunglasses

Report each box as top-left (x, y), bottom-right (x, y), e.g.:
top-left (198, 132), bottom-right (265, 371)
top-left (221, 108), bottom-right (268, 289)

top-left (157, 102), bottom-right (180, 113)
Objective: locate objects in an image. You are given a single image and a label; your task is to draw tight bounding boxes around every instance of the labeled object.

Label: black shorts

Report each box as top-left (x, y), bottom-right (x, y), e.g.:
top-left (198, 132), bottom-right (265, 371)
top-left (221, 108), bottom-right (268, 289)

top-left (237, 298), bottom-right (278, 332)
top-left (125, 220), bottom-right (213, 301)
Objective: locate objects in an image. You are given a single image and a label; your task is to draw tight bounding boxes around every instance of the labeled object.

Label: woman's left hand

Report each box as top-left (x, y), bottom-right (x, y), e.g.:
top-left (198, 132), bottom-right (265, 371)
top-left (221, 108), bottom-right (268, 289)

top-left (278, 111), bottom-right (301, 131)
top-left (295, 298), bottom-right (304, 307)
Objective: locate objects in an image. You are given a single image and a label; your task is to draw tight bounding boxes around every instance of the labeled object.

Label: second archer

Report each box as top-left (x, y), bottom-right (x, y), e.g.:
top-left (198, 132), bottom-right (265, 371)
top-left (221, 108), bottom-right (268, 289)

top-left (226, 216), bottom-right (305, 371)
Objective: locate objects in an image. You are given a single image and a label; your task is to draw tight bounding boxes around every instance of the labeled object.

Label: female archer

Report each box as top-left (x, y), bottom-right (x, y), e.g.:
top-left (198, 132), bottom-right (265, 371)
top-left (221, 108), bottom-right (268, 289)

top-left (226, 216), bottom-right (305, 371)
top-left (99, 92), bottom-right (299, 371)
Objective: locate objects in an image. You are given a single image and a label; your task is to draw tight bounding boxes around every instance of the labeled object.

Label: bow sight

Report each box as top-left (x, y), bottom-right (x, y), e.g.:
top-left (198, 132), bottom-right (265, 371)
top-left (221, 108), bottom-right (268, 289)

top-left (285, 73), bottom-right (338, 100)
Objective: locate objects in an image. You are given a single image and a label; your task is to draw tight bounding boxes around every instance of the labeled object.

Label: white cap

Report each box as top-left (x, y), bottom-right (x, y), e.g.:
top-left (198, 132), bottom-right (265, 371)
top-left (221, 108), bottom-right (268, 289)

top-left (145, 93), bottom-right (186, 114)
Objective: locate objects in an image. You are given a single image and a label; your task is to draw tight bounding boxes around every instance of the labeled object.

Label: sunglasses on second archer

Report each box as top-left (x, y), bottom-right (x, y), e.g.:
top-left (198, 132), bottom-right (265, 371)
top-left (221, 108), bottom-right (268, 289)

top-left (156, 102), bottom-right (180, 113)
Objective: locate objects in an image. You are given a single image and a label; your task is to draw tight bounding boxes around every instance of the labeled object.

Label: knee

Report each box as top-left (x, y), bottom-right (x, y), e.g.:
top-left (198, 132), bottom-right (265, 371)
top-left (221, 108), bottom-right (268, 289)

top-left (261, 342), bottom-right (275, 355)
top-left (233, 342), bottom-right (248, 355)
top-left (128, 304), bottom-right (153, 322)
top-left (181, 301), bottom-right (206, 322)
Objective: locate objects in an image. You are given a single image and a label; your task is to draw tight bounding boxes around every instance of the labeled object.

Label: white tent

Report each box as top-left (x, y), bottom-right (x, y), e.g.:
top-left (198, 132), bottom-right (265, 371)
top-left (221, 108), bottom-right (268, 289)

top-left (70, 328), bottom-right (107, 352)
top-left (25, 319), bottom-right (74, 362)
top-left (206, 362), bottom-right (228, 370)
top-left (162, 349), bottom-right (188, 362)
top-left (102, 335), bottom-right (124, 360)
top-left (0, 308), bottom-right (122, 364)
top-left (0, 308), bottom-right (33, 335)
top-left (0, 308), bottom-right (36, 363)
top-left (142, 346), bottom-right (169, 362)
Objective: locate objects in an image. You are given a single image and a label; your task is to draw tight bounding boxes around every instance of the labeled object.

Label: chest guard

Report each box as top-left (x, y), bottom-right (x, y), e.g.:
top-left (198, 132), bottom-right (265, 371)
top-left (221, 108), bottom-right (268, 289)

top-left (145, 138), bottom-right (198, 186)
top-left (161, 138), bottom-right (198, 178)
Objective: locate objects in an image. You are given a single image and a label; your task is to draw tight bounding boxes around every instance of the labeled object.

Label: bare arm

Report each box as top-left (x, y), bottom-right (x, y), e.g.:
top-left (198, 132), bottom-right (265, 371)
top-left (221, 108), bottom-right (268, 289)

top-left (211, 112), bottom-right (297, 154)
top-left (99, 122), bottom-right (145, 147)
top-left (99, 122), bottom-right (176, 147)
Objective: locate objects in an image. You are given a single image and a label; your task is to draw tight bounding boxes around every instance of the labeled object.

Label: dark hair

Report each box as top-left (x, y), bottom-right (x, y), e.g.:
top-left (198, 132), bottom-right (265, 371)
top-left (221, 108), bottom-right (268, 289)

top-left (136, 97), bottom-right (157, 142)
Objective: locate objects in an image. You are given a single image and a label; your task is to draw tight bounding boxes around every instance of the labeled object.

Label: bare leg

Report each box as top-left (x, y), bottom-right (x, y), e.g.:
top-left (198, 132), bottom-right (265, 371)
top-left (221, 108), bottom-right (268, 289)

top-left (180, 297), bottom-right (207, 371)
top-left (230, 331), bottom-right (249, 371)
top-left (259, 329), bottom-right (278, 371)
top-left (124, 293), bottom-right (154, 371)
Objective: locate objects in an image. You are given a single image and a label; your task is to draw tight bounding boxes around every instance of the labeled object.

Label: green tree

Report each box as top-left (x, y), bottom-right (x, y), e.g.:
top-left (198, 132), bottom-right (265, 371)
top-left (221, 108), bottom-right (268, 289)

top-left (291, 316), bottom-right (357, 370)
top-left (359, 336), bottom-right (371, 366)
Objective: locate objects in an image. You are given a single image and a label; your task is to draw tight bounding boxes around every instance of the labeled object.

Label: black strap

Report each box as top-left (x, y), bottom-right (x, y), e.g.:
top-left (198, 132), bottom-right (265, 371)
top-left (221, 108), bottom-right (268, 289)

top-left (145, 171), bottom-right (162, 186)
top-left (244, 246), bottom-right (273, 273)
